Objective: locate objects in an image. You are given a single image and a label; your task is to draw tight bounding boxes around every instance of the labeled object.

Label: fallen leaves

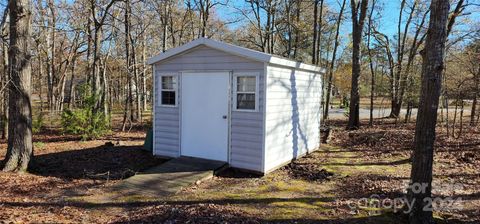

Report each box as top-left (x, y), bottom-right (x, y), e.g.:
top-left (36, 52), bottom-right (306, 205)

top-left (0, 119), bottom-right (478, 223)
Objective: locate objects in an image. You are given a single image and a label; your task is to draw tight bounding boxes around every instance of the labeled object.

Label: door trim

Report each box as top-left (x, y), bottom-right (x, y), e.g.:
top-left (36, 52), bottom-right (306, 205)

top-left (179, 71), bottom-right (232, 162)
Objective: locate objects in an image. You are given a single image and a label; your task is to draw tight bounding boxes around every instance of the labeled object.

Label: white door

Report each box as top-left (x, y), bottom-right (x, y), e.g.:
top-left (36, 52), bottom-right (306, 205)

top-left (181, 72), bottom-right (229, 162)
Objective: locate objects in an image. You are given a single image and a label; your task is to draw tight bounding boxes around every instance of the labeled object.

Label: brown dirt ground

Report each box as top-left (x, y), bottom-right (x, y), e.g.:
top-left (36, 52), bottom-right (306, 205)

top-left (0, 119), bottom-right (479, 223)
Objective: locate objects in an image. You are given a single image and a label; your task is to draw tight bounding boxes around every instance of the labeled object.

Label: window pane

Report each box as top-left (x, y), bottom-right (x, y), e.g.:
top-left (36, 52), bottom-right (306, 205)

top-left (162, 76), bottom-right (176, 90)
top-left (161, 91), bottom-right (176, 105)
top-left (237, 76), bottom-right (256, 92)
top-left (237, 93), bottom-right (255, 110)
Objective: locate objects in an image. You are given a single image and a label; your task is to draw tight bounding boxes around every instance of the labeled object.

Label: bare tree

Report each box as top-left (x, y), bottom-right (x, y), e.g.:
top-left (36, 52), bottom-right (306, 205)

top-left (47, 0), bottom-right (56, 111)
top-left (472, 67), bottom-right (479, 126)
top-left (347, 0), bottom-right (368, 130)
top-left (89, 0), bottom-right (119, 115)
top-left (393, 0), bottom-right (466, 118)
top-left (122, 0), bottom-right (134, 131)
top-left (311, 0), bottom-right (323, 65)
top-left (194, 0), bottom-right (225, 38)
top-left (323, 0), bottom-right (346, 121)
top-left (366, 0), bottom-right (376, 126)
top-left (241, 0), bottom-right (277, 53)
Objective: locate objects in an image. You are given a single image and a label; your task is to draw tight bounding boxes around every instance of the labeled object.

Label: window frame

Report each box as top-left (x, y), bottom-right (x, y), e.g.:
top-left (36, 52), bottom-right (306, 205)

top-left (158, 74), bottom-right (178, 107)
top-left (233, 73), bottom-right (260, 112)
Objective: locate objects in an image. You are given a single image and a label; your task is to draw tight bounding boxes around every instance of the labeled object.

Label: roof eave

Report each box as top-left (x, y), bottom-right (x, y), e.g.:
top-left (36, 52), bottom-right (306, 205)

top-left (146, 38), bottom-right (206, 65)
top-left (147, 37), bottom-right (325, 73)
top-left (268, 56), bottom-right (324, 73)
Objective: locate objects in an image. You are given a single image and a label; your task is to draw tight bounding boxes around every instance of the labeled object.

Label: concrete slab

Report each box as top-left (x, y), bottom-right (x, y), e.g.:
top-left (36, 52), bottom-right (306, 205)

top-left (112, 157), bottom-right (226, 197)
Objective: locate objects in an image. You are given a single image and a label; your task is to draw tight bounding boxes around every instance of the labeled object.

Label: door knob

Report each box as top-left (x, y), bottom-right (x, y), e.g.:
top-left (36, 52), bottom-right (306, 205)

top-left (222, 115), bottom-right (227, 119)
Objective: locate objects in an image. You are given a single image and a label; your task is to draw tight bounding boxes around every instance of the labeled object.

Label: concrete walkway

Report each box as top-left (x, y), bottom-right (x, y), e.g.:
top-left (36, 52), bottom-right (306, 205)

top-left (113, 157), bottom-right (226, 197)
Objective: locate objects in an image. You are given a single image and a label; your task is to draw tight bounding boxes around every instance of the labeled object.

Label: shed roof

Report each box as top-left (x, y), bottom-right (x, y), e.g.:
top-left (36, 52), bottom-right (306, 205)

top-left (147, 38), bottom-right (325, 73)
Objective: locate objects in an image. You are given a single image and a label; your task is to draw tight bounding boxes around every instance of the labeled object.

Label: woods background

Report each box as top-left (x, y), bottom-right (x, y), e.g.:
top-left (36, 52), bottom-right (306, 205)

top-left (0, 0), bottom-right (478, 136)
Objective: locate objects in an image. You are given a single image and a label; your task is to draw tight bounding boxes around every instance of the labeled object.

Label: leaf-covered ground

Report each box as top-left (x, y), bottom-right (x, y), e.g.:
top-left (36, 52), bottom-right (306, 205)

top-left (0, 119), bottom-right (479, 223)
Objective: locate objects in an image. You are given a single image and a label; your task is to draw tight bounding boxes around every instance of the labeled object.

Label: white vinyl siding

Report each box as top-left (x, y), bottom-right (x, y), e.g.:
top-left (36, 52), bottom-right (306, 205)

top-left (264, 65), bottom-right (322, 172)
top-left (229, 74), bottom-right (264, 172)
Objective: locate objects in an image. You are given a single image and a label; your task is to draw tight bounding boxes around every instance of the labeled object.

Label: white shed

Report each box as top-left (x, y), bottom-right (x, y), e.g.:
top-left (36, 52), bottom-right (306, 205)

top-left (148, 38), bottom-right (325, 174)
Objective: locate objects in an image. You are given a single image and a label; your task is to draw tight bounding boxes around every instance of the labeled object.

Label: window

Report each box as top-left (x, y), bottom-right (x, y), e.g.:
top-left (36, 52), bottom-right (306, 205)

top-left (160, 75), bottom-right (177, 106)
top-left (235, 75), bottom-right (257, 111)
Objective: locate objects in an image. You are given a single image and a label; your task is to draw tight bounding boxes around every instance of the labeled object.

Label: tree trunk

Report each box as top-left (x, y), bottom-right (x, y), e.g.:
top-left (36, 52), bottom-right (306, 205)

top-left (408, 0), bottom-right (450, 223)
top-left (1, 41), bottom-right (8, 140)
top-left (58, 70), bottom-right (66, 112)
top-left (316, 0), bottom-right (324, 65)
top-left (92, 25), bottom-right (102, 113)
top-left (131, 42), bottom-right (140, 121)
top-left (46, 51), bottom-right (53, 111)
top-left (101, 58), bottom-right (109, 116)
top-left (161, 2), bottom-right (168, 52)
top-left (67, 57), bottom-right (76, 109)
top-left (367, 0), bottom-right (376, 127)
top-left (389, 0), bottom-right (408, 118)
top-left (471, 68), bottom-right (479, 126)
top-left (122, 0), bottom-right (132, 131)
top-left (0, 50), bottom-right (4, 139)
top-left (0, 80), bottom-right (4, 139)
top-left (141, 32), bottom-right (147, 111)
top-left (347, 0), bottom-right (368, 130)
top-left (405, 101), bottom-right (412, 123)
top-left (476, 105), bottom-right (480, 125)
top-left (285, 0), bottom-right (292, 57)
top-left (48, 0), bottom-right (56, 111)
top-left (3, 0), bottom-right (33, 172)
top-left (445, 95), bottom-right (450, 136)
top-left (472, 96), bottom-right (478, 126)
top-left (311, 0), bottom-right (318, 64)
top-left (270, 4), bottom-right (276, 54)
top-left (452, 97), bottom-right (459, 137)
top-left (458, 98), bottom-right (464, 138)
top-left (292, 0), bottom-right (300, 59)
top-left (263, 1), bottom-right (270, 53)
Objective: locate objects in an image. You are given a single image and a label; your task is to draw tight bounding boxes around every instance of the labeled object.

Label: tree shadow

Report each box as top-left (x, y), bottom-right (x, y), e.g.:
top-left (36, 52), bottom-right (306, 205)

top-left (29, 145), bottom-right (166, 181)
top-left (334, 173), bottom-right (408, 200)
top-left (434, 173), bottom-right (480, 179)
top-left (321, 158), bottom-right (411, 167)
top-left (449, 192), bottom-right (480, 201)
top-left (32, 128), bottom-right (148, 143)
top-left (7, 197), bottom-right (472, 223)
top-left (113, 210), bottom-right (410, 224)
top-left (33, 128), bottom-right (83, 142)
top-left (0, 196), bottom-right (335, 209)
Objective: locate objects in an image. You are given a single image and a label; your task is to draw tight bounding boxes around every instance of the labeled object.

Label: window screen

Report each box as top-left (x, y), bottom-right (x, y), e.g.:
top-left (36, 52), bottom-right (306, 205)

top-left (236, 76), bottom-right (256, 110)
top-left (161, 76), bottom-right (176, 106)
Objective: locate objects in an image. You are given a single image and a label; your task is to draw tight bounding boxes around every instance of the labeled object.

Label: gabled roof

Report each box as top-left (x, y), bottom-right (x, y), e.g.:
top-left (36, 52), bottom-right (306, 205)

top-left (147, 37), bottom-right (325, 73)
